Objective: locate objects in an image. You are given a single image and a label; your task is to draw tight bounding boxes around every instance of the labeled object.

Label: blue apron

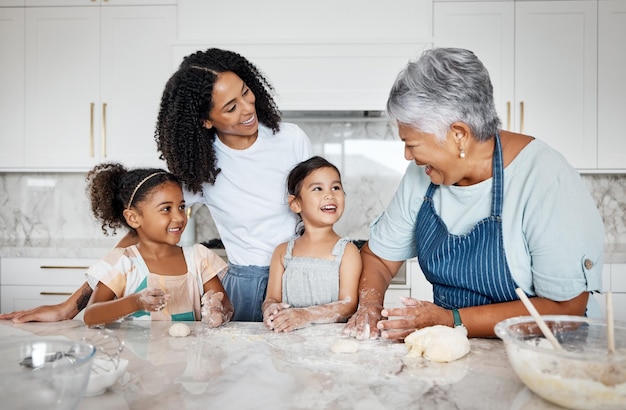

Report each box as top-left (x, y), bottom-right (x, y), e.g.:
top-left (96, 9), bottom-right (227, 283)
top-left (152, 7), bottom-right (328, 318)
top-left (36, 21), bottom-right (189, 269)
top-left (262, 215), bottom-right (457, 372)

top-left (415, 133), bottom-right (518, 309)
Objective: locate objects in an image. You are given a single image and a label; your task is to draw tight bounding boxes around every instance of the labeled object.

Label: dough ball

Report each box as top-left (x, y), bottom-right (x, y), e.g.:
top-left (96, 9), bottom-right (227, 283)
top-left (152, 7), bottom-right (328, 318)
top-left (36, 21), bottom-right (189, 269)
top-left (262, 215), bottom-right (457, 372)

top-left (168, 322), bottom-right (191, 337)
top-left (404, 325), bottom-right (470, 363)
top-left (331, 339), bottom-right (359, 354)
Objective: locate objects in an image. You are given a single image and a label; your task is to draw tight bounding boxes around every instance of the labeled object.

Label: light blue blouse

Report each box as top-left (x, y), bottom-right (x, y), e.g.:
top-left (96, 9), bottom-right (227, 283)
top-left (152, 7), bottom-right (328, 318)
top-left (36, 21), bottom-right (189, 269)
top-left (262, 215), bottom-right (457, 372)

top-left (368, 138), bottom-right (605, 305)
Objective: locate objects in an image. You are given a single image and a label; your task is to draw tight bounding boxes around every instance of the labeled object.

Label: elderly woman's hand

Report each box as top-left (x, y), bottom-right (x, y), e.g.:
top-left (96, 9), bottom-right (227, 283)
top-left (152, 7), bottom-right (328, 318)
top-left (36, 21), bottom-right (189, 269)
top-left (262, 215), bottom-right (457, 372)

top-left (343, 304), bottom-right (383, 340)
top-left (377, 297), bottom-right (451, 342)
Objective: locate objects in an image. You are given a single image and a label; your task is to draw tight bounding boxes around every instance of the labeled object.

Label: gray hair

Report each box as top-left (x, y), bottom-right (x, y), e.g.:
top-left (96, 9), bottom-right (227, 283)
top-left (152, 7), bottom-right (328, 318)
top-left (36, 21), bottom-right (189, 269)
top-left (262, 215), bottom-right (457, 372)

top-left (386, 48), bottom-right (500, 142)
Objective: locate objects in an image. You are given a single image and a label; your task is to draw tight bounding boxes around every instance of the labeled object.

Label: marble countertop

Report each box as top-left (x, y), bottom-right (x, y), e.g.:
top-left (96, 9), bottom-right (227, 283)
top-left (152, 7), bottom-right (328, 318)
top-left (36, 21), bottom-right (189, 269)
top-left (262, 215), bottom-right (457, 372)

top-left (0, 320), bottom-right (566, 410)
top-left (1, 239), bottom-right (625, 263)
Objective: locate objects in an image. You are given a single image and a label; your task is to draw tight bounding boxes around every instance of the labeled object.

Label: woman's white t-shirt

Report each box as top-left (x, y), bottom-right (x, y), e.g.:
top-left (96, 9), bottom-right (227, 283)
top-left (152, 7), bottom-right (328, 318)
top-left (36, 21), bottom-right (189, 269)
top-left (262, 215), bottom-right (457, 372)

top-left (184, 122), bottom-right (312, 266)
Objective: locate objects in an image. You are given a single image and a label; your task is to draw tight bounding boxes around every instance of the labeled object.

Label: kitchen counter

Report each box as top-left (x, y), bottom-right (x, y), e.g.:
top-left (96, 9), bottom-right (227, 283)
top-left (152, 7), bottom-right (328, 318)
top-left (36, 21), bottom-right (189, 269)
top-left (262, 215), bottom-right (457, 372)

top-left (0, 320), bottom-right (565, 410)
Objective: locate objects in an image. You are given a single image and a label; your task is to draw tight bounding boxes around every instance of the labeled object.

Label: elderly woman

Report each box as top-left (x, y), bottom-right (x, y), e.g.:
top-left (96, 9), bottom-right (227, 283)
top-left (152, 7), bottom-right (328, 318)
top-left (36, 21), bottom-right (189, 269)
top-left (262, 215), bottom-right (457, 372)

top-left (344, 48), bottom-right (605, 341)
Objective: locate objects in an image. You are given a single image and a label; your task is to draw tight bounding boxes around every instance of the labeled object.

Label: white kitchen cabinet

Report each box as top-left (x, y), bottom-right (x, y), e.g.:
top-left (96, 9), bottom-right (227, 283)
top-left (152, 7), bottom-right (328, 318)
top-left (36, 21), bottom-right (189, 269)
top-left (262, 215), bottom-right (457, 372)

top-left (593, 263), bottom-right (626, 323)
top-left (385, 259), bottom-right (434, 308)
top-left (20, 4), bottom-right (175, 171)
top-left (408, 258), bottom-right (433, 303)
top-left (598, 0), bottom-right (626, 170)
top-left (0, 6), bottom-right (24, 168)
top-left (384, 258), bottom-right (432, 308)
top-left (0, 257), bottom-right (97, 320)
top-left (175, 0), bottom-right (433, 111)
top-left (434, 1), bottom-right (515, 132)
top-left (382, 260), bottom-right (412, 309)
top-left (434, 1), bottom-right (598, 170)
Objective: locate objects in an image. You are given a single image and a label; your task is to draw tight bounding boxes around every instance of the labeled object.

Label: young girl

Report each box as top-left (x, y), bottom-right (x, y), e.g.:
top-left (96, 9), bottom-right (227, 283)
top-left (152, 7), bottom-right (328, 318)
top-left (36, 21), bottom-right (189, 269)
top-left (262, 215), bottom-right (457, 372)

top-left (1, 48), bottom-right (311, 324)
top-left (83, 162), bottom-right (233, 327)
top-left (262, 156), bottom-right (362, 332)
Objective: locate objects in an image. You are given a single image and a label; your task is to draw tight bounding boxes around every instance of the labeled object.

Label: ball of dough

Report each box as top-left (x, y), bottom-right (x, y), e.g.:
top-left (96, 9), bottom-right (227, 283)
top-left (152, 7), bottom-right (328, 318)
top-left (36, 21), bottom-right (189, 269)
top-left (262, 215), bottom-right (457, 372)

top-left (168, 322), bottom-right (191, 337)
top-left (404, 325), bottom-right (470, 363)
top-left (331, 339), bottom-right (359, 354)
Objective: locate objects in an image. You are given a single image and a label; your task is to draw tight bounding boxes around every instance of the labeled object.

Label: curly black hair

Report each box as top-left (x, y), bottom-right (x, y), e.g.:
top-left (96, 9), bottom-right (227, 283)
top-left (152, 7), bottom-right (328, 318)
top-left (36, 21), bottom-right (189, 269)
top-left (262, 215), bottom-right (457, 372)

top-left (86, 162), bottom-right (181, 236)
top-left (155, 48), bottom-right (282, 194)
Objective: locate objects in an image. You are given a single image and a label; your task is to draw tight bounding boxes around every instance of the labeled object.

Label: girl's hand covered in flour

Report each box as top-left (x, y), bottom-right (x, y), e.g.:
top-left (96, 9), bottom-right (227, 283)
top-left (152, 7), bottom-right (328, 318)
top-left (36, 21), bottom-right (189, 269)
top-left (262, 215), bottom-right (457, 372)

top-left (201, 290), bottom-right (232, 328)
top-left (137, 288), bottom-right (170, 312)
top-left (262, 302), bottom-right (290, 330)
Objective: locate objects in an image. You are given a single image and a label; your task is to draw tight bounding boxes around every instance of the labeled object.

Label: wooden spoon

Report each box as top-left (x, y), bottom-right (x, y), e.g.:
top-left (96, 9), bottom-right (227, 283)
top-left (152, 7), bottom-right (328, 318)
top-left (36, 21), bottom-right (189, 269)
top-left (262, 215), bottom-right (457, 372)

top-left (607, 291), bottom-right (615, 354)
top-left (515, 288), bottom-right (564, 351)
top-left (600, 291), bottom-right (622, 387)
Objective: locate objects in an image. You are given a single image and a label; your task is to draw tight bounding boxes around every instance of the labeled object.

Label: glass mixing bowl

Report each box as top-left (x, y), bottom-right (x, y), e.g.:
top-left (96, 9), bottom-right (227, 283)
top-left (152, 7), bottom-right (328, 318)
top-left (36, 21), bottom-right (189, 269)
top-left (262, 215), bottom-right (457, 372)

top-left (495, 315), bottom-right (626, 409)
top-left (0, 338), bottom-right (96, 410)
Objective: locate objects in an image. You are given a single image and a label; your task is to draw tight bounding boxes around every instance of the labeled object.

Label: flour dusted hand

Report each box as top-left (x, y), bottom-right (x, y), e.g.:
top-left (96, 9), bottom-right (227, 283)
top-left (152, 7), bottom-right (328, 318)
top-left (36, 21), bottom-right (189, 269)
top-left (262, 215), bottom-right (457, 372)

top-left (404, 325), bottom-right (470, 363)
top-left (263, 302), bottom-right (290, 330)
top-left (137, 288), bottom-right (170, 312)
top-left (201, 290), bottom-right (231, 328)
top-left (267, 307), bottom-right (311, 333)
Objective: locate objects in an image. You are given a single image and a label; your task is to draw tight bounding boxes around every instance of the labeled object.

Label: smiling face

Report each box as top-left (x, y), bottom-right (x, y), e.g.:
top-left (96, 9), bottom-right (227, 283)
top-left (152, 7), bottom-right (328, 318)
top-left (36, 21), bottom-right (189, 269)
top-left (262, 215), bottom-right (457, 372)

top-left (399, 123), bottom-right (466, 186)
top-left (203, 71), bottom-right (258, 148)
top-left (128, 181), bottom-right (187, 245)
top-left (290, 167), bottom-right (346, 229)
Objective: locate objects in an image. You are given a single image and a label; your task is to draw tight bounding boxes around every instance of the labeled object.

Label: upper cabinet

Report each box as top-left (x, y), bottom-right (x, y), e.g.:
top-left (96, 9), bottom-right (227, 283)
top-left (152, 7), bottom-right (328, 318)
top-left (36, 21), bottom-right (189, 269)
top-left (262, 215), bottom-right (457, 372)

top-left (435, 0), bottom-right (598, 170)
top-left (0, 7), bottom-right (25, 168)
top-left (0, 3), bottom-right (175, 172)
top-left (174, 0), bottom-right (433, 111)
top-left (598, 0), bottom-right (626, 170)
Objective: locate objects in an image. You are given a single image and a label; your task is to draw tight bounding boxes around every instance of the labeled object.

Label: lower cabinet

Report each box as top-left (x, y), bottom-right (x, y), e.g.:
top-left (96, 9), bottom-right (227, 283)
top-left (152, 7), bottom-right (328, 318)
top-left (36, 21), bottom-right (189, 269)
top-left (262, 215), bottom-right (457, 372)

top-left (383, 258), bottom-right (432, 309)
top-left (0, 257), bottom-right (96, 320)
top-left (382, 259), bottom-right (411, 309)
top-left (594, 263), bottom-right (626, 323)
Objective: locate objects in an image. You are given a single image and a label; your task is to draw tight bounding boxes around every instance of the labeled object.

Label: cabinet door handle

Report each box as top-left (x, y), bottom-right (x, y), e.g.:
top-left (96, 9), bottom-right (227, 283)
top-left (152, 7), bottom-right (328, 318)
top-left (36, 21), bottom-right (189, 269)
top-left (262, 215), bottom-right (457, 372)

top-left (39, 265), bottom-right (89, 270)
top-left (39, 292), bottom-right (73, 296)
top-left (506, 101), bottom-right (511, 131)
top-left (102, 102), bottom-right (107, 158)
top-left (90, 102), bottom-right (95, 157)
top-left (519, 101), bottom-right (525, 134)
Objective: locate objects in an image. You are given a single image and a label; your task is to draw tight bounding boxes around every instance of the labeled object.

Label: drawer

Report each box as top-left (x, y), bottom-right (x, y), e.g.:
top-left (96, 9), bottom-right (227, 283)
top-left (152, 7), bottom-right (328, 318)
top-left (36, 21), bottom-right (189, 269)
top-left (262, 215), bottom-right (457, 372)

top-left (1, 284), bottom-right (84, 319)
top-left (610, 264), bottom-right (626, 293)
top-left (384, 288), bottom-right (411, 309)
top-left (1, 257), bottom-right (97, 286)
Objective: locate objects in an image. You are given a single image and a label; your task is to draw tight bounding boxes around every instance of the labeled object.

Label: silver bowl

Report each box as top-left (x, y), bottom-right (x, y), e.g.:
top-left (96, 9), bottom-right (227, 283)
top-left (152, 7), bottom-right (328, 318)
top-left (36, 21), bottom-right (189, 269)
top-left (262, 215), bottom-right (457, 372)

top-left (495, 315), bottom-right (626, 409)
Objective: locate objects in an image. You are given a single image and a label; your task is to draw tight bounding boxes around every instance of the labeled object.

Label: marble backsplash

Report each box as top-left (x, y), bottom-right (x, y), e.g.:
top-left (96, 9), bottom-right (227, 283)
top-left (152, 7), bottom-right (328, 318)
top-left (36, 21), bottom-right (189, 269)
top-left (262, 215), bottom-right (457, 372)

top-left (1, 117), bottom-right (625, 246)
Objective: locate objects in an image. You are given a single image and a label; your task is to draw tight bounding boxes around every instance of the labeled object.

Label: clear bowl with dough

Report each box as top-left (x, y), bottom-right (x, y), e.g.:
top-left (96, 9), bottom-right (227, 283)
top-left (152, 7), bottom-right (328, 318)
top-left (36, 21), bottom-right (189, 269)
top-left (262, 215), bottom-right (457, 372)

top-left (495, 315), bottom-right (626, 409)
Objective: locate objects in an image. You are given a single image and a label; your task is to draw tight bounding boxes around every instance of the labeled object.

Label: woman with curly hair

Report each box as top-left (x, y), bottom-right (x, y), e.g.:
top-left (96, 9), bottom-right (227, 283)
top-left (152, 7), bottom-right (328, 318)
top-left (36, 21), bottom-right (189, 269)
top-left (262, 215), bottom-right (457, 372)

top-left (1, 49), bottom-right (311, 323)
top-left (155, 48), bottom-right (312, 321)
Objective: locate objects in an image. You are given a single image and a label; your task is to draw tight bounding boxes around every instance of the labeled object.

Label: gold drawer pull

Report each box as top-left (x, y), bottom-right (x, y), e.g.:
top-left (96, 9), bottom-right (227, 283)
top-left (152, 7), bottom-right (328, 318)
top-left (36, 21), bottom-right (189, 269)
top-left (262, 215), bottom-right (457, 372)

top-left (39, 266), bottom-right (89, 270)
top-left (39, 292), bottom-right (73, 296)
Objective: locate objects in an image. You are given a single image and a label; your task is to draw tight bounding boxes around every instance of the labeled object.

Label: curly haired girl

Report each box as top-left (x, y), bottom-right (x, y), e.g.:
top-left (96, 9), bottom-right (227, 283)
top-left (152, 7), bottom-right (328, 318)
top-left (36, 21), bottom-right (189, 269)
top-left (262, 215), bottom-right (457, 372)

top-left (83, 162), bottom-right (233, 327)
